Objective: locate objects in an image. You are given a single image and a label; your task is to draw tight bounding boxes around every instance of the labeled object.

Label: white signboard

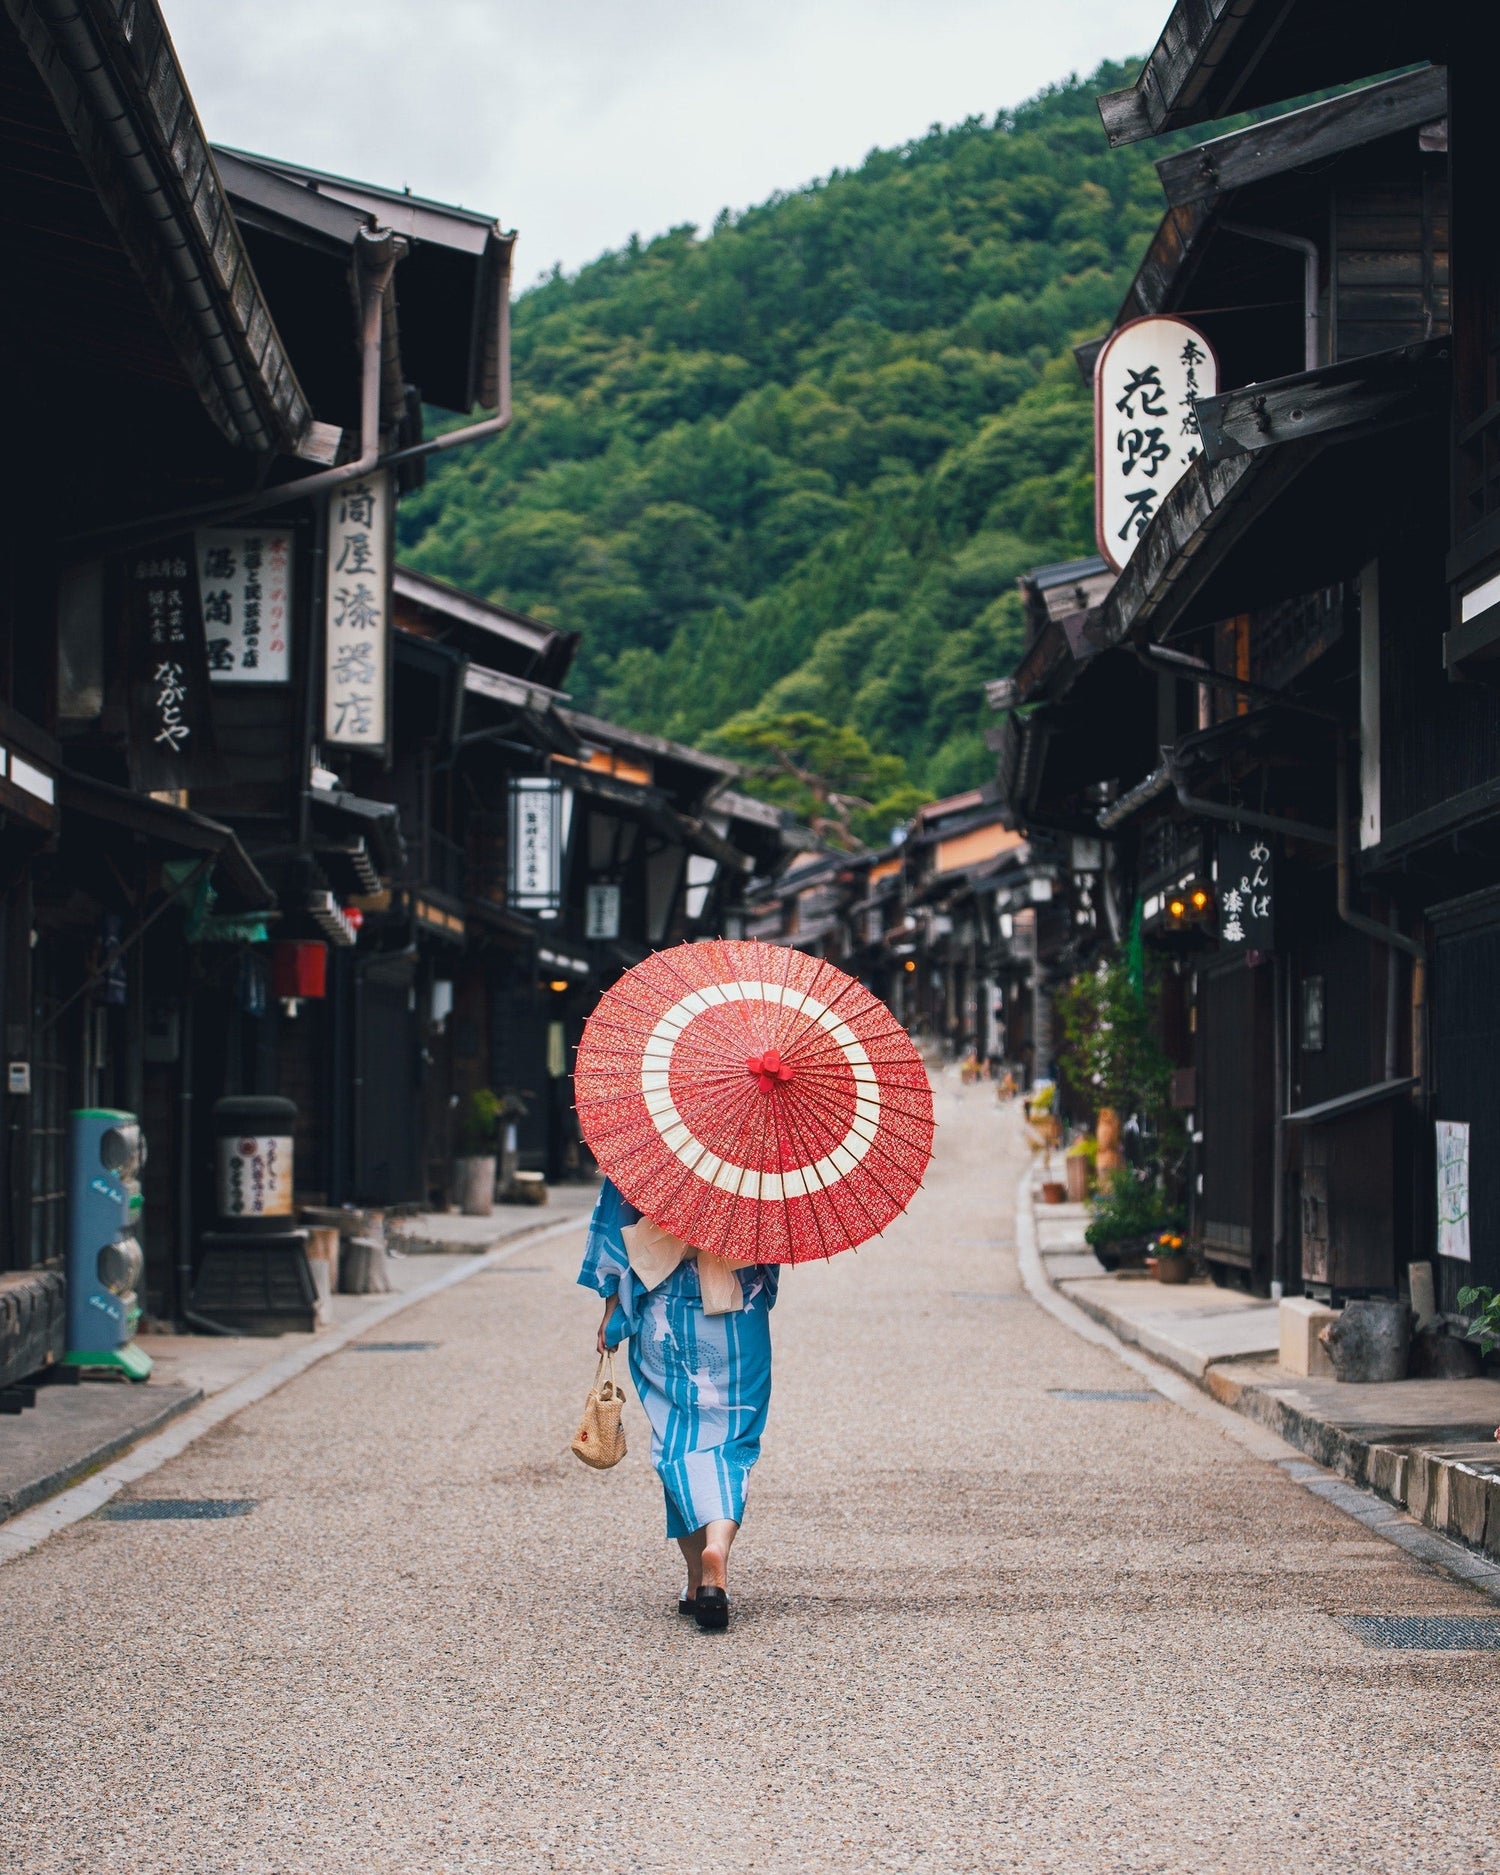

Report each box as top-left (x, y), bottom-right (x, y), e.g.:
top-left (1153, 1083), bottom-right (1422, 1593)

top-left (586, 883), bottom-right (622, 940)
top-left (1437, 1119), bottom-right (1471, 1262)
top-left (217, 1133), bottom-right (294, 1220)
top-left (324, 470), bottom-right (391, 749)
top-left (509, 777), bottom-right (563, 912)
top-left (1095, 316), bottom-right (1217, 572)
top-left (197, 528), bottom-right (293, 682)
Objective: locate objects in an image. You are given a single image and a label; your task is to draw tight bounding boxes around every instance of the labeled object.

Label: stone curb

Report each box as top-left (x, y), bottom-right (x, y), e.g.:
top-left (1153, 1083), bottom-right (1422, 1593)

top-left (0, 1210), bottom-right (590, 1571)
top-left (1015, 1165), bottom-right (1500, 1603)
top-left (0, 1384), bottom-right (204, 1527)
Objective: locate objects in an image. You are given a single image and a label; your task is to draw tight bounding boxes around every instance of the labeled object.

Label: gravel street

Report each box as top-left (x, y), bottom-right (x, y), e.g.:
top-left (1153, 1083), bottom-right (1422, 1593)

top-left (3, 1075), bottom-right (1497, 1875)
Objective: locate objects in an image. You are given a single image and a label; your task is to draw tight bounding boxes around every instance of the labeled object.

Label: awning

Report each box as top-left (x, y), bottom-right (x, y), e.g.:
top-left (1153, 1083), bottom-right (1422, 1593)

top-left (306, 788), bottom-right (406, 877)
top-left (58, 773), bottom-right (274, 911)
top-left (1283, 1077), bottom-right (1419, 1126)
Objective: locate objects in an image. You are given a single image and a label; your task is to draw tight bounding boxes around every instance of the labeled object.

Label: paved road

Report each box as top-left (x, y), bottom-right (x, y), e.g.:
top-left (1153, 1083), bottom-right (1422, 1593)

top-left (3, 1077), bottom-right (1497, 1873)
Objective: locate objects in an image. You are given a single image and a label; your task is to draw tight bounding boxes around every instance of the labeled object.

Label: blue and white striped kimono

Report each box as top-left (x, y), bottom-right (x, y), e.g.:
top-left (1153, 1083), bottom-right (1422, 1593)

top-left (577, 1181), bottom-right (779, 1539)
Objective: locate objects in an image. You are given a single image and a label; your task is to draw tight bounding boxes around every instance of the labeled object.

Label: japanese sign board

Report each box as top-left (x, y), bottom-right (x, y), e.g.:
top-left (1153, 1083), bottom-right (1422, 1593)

top-left (586, 883), bottom-right (622, 940)
top-left (124, 536), bottom-right (221, 790)
top-left (1437, 1120), bottom-right (1471, 1262)
top-left (1216, 827), bottom-right (1275, 950)
top-left (216, 1133), bottom-right (294, 1220)
top-left (509, 777), bottom-right (564, 913)
top-left (196, 528), bottom-right (293, 683)
top-left (1095, 316), bottom-right (1218, 572)
top-left (323, 470), bottom-right (392, 750)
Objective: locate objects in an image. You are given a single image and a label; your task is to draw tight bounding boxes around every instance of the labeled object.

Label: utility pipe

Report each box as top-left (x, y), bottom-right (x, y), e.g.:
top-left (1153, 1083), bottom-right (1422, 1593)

top-left (1168, 758), bottom-right (1336, 846)
top-left (1133, 643), bottom-right (1340, 721)
top-left (1220, 221), bottom-right (1321, 371)
top-left (1335, 743), bottom-right (1426, 1086)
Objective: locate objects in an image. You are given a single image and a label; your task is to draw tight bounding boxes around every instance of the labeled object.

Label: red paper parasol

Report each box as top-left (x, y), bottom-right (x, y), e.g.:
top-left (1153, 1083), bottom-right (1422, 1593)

top-left (573, 939), bottom-right (933, 1263)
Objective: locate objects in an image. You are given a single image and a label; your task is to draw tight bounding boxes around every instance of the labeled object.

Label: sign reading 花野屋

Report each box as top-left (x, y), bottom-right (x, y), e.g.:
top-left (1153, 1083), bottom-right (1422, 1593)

top-left (324, 470), bottom-right (391, 750)
top-left (1095, 316), bottom-right (1218, 572)
top-left (197, 528), bottom-right (293, 683)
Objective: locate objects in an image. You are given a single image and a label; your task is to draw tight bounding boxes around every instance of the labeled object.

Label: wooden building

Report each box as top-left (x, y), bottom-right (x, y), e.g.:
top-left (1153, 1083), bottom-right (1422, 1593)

top-left (990, 6), bottom-right (1500, 1310)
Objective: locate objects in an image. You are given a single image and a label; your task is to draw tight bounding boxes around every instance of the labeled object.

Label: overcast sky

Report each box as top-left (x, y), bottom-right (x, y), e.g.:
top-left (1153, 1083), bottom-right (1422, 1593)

top-left (166, 1), bottom-right (1140, 285)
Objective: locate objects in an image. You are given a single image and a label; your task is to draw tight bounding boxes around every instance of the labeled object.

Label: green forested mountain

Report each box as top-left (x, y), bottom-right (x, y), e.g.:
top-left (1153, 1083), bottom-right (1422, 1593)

top-left (398, 61), bottom-right (1170, 825)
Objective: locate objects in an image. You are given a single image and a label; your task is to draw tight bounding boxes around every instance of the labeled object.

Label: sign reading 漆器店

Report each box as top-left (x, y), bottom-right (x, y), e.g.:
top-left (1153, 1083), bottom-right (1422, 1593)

top-left (196, 528), bottom-right (293, 682)
top-left (323, 470), bottom-right (392, 750)
top-left (1094, 316), bottom-right (1218, 571)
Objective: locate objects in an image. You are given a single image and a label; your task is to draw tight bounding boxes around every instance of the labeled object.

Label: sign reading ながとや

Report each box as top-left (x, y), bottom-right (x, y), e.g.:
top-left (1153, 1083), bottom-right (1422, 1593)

top-left (1095, 316), bottom-right (1218, 572)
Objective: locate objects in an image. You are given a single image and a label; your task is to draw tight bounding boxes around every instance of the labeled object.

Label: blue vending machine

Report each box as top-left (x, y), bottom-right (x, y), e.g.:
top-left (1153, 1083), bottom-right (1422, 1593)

top-left (63, 1109), bottom-right (152, 1380)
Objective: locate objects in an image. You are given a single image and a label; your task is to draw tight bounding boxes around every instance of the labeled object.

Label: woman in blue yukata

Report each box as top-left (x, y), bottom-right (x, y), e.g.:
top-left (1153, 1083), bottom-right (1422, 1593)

top-left (578, 1178), bottom-right (779, 1631)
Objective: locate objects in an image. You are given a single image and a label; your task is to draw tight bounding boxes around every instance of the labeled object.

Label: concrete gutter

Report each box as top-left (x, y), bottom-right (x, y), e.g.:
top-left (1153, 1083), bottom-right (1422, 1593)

top-left (1017, 1166), bottom-right (1500, 1601)
top-left (0, 1207), bottom-right (591, 1568)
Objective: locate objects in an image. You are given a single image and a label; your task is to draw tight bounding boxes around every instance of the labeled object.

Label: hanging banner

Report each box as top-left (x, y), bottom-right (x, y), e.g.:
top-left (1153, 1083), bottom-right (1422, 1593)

top-left (1437, 1120), bottom-right (1471, 1262)
top-left (197, 528), bottom-right (293, 683)
top-left (1216, 827), bottom-right (1275, 950)
top-left (124, 536), bottom-right (221, 790)
top-left (509, 777), bottom-right (563, 913)
top-left (1095, 316), bottom-right (1218, 571)
top-left (323, 470), bottom-right (392, 751)
top-left (586, 883), bottom-right (622, 940)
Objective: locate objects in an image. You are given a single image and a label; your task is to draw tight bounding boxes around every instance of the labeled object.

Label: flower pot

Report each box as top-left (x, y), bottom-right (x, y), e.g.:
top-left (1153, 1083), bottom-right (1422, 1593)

top-left (1091, 1234), bottom-right (1151, 1272)
top-left (1040, 1180), bottom-right (1067, 1205)
top-left (455, 1154), bottom-right (497, 1217)
top-left (1065, 1156), bottom-right (1092, 1203)
top-left (1150, 1254), bottom-right (1192, 1284)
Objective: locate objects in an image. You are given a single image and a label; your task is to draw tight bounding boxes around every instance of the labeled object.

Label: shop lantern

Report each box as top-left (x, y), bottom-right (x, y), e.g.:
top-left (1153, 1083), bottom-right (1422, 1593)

top-left (271, 939), bottom-right (328, 1000)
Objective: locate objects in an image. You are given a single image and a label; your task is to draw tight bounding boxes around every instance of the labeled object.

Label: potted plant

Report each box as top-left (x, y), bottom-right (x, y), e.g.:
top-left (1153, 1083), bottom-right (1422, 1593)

top-left (1065, 1133), bottom-right (1097, 1204)
top-left (1084, 1170), bottom-right (1177, 1272)
top-left (1147, 1229), bottom-right (1192, 1284)
top-left (454, 1087), bottom-right (502, 1216)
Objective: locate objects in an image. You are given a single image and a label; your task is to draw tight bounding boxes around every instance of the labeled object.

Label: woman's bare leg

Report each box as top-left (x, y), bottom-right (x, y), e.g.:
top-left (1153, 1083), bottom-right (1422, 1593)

top-left (677, 1528), bottom-right (706, 1596)
top-left (699, 1519), bottom-right (738, 1591)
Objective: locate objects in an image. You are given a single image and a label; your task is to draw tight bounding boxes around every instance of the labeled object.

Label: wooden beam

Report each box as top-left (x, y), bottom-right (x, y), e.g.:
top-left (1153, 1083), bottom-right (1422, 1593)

top-left (1097, 0), bottom-right (1252, 148)
top-left (1156, 67), bottom-right (1448, 206)
top-left (1196, 338), bottom-right (1449, 462)
top-left (1081, 440), bottom-right (1314, 655)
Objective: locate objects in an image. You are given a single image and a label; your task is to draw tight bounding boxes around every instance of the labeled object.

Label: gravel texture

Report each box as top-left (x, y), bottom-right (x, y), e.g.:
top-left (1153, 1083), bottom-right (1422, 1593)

top-left (2, 1075), bottom-right (1497, 1874)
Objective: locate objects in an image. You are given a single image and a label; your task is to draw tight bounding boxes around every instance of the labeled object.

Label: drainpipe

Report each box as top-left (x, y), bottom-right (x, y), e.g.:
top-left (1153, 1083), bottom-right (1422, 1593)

top-left (1168, 758), bottom-right (1336, 846)
top-left (63, 231), bottom-right (515, 549)
top-left (1335, 743), bottom-right (1426, 1083)
top-left (1221, 222), bottom-right (1321, 370)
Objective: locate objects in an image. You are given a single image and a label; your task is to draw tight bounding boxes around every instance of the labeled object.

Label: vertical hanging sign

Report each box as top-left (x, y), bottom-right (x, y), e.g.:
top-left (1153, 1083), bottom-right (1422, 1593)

top-left (323, 469), bottom-right (392, 751)
top-left (197, 528), bottom-right (294, 682)
top-left (508, 777), bottom-right (563, 914)
top-left (124, 535), bottom-right (221, 790)
top-left (1437, 1120), bottom-right (1471, 1262)
top-left (1216, 827), bottom-right (1275, 950)
top-left (1095, 316), bottom-right (1218, 571)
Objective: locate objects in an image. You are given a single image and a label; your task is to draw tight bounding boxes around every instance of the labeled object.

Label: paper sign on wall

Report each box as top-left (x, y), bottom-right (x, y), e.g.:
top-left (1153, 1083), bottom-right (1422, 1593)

top-left (1437, 1119), bottom-right (1471, 1262)
top-left (197, 528), bottom-right (293, 682)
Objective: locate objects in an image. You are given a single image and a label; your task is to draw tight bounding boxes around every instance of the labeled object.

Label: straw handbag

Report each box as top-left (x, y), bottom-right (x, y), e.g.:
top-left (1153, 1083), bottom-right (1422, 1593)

top-left (571, 1350), bottom-right (627, 1470)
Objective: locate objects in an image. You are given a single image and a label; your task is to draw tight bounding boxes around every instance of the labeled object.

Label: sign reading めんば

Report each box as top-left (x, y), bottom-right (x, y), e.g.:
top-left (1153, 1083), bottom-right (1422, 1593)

top-left (1216, 827), bottom-right (1275, 950)
top-left (324, 470), bottom-right (391, 750)
top-left (1095, 316), bottom-right (1217, 571)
